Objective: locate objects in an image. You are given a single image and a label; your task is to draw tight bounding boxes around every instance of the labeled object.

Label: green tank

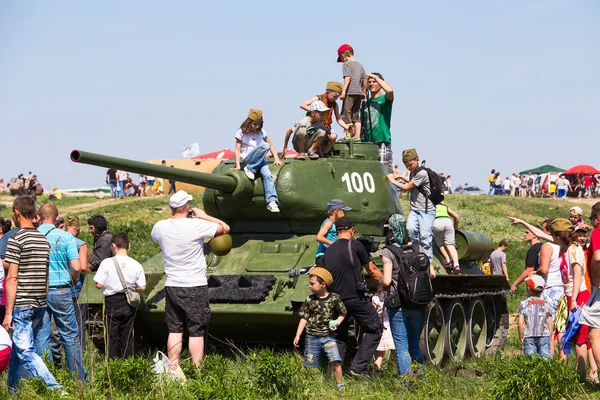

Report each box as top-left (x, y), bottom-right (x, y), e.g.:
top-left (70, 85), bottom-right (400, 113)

top-left (70, 143), bottom-right (508, 364)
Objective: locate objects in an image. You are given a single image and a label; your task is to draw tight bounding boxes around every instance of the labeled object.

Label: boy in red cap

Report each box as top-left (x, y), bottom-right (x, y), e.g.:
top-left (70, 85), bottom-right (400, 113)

top-left (336, 44), bottom-right (367, 142)
top-left (293, 267), bottom-right (346, 391)
top-left (517, 275), bottom-right (553, 358)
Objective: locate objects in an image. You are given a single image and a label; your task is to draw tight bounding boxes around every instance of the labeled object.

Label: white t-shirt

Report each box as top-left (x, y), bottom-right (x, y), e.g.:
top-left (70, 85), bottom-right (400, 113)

top-left (235, 129), bottom-right (267, 160)
top-left (118, 171), bottom-right (129, 182)
top-left (0, 325), bottom-right (11, 350)
top-left (94, 255), bottom-right (146, 297)
top-left (544, 243), bottom-right (563, 288)
top-left (564, 244), bottom-right (587, 296)
top-left (503, 179), bottom-right (511, 190)
top-left (151, 218), bottom-right (218, 287)
top-left (557, 178), bottom-right (569, 190)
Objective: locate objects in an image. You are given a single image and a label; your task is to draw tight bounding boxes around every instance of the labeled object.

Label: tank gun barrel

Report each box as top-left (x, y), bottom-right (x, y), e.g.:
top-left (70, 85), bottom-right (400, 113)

top-left (70, 150), bottom-right (237, 194)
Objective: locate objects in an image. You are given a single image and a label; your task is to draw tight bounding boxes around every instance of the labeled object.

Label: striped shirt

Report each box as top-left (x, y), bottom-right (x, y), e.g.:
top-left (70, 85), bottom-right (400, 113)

top-left (5, 228), bottom-right (50, 308)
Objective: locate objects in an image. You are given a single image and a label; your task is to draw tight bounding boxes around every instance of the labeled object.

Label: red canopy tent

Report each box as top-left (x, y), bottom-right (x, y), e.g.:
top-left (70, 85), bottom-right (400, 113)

top-left (563, 165), bottom-right (600, 175)
top-left (192, 149), bottom-right (235, 160)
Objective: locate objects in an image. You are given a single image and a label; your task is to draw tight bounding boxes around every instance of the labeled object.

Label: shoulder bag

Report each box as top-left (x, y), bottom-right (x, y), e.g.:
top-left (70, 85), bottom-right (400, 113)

top-left (112, 257), bottom-right (141, 309)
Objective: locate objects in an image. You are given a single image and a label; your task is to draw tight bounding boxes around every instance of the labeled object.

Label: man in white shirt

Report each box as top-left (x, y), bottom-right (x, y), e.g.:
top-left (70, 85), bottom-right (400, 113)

top-left (151, 190), bottom-right (230, 371)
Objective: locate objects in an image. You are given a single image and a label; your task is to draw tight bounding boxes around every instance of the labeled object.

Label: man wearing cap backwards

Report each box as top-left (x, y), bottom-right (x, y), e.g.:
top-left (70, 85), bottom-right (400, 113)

top-left (386, 148), bottom-right (436, 261)
top-left (361, 72), bottom-right (394, 171)
top-left (580, 203), bottom-right (600, 371)
top-left (283, 100), bottom-right (337, 160)
top-left (323, 216), bottom-right (382, 379)
top-left (88, 214), bottom-right (113, 271)
top-left (151, 190), bottom-right (230, 373)
top-left (300, 81), bottom-right (349, 134)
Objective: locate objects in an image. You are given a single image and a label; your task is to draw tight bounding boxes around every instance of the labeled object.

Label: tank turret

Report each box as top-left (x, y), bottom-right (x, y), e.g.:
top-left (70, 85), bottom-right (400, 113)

top-left (71, 145), bottom-right (401, 235)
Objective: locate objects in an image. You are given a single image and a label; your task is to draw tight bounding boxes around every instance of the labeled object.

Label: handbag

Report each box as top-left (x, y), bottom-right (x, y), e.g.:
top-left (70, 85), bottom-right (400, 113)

top-left (112, 257), bottom-right (141, 309)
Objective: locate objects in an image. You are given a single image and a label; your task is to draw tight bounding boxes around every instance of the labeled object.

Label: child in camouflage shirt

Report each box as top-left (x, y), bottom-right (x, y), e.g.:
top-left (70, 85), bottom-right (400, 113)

top-left (293, 267), bottom-right (346, 391)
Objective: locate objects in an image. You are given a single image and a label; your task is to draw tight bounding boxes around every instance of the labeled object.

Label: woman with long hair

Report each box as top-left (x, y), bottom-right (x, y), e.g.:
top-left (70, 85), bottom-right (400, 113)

top-left (381, 214), bottom-right (435, 376)
top-left (232, 109), bottom-right (283, 212)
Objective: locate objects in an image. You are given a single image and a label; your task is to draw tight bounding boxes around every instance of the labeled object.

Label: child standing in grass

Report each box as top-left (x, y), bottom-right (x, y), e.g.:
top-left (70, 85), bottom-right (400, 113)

top-left (293, 268), bottom-right (346, 391)
top-left (94, 232), bottom-right (146, 359)
top-left (517, 275), bottom-right (553, 358)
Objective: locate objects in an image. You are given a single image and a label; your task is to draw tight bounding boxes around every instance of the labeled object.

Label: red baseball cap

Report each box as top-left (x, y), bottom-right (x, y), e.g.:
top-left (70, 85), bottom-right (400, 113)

top-left (337, 44), bottom-right (353, 62)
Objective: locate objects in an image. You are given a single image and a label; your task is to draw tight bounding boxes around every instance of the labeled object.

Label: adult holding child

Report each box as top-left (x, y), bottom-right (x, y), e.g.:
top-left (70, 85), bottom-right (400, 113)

top-left (232, 109), bottom-right (283, 213)
top-left (151, 190), bottom-right (230, 377)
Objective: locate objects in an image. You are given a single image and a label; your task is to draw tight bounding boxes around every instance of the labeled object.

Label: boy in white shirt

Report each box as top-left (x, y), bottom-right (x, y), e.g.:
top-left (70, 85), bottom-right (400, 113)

top-left (94, 232), bottom-right (146, 359)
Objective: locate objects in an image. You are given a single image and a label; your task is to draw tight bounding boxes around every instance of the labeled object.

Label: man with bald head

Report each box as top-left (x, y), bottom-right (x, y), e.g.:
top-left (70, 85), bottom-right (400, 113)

top-left (35, 204), bottom-right (87, 382)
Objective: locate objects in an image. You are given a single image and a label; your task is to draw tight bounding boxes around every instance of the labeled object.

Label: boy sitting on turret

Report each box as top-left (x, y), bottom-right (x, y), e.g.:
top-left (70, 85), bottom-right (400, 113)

top-left (282, 101), bottom-right (334, 160)
top-left (315, 200), bottom-right (352, 267)
top-left (293, 267), bottom-right (346, 391)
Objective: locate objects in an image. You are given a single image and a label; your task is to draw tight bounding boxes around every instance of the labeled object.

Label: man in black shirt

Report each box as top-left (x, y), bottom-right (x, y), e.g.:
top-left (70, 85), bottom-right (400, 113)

top-left (106, 168), bottom-right (118, 199)
top-left (87, 215), bottom-right (113, 271)
top-left (510, 227), bottom-right (542, 293)
top-left (323, 216), bottom-right (382, 378)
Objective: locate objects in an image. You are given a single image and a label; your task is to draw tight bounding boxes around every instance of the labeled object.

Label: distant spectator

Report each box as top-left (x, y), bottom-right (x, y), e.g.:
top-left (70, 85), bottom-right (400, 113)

top-left (168, 166), bottom-right (177, 195)
top-left (0, 179), bottom-right (5, 194)
top-left (48, 188), bottom-right (62, 200)
top-left (146, 173), bottom-right (155, 196)
top-left (518, 275), bottom-right (552, 358)
top-left (488, 169), bottom-right (496, 195)
top-left (527, 173), bottom-right (535, 197)
top-left (445, 175), bottom-right (452, 195)
top-left (503, 177), bottom-right (511, 196)
top-left (494, 172), bottom-right (501, 195)
top-left (490, 240), bottom-right (510, 282)
top-left (139, 174), bottom-right (148, 196)
top-left (95, 232), bottom-right (146, 359)
top-left (106, 168), bottom-right (118, 199)
top-left (584, 174), bottom-right (595, 199)
top-left (118, 170), bottom-right (129, 198)
top-left (88, 215), bottom-right (113, 271)
top-left (556, 175), bottom-right (572, 200)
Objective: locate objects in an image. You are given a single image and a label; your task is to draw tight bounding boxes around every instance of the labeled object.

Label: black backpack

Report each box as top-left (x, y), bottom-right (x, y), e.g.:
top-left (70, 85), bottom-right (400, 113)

top-left (528, 177), bottom-right (534, 186)
top-left (413, 166), bottom-right (444, 207)
top-left (384, 243), bottom-right (433, 310)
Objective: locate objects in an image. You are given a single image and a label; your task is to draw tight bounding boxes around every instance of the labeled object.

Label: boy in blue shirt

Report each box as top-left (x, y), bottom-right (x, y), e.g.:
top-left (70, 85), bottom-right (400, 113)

top-left (315, 200), bottom-right (351, 267)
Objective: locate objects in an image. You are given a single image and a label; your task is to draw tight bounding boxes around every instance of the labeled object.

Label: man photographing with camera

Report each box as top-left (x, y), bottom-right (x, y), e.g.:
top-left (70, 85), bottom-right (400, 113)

top-left (323, 216), bottom-right (382, 379)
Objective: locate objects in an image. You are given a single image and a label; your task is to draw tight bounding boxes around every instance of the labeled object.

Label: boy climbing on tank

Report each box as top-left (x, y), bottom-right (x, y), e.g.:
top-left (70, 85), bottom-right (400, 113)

top-left (293, 267), bottom-right (346, 392)
top-left (315, 200), bottom-right (352, 267)
top-left (282, 100), bottom-right (335, 160)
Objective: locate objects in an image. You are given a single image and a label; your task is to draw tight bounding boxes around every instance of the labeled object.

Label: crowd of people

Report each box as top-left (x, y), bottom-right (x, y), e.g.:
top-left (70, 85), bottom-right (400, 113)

top-left (105, 160), bottom-right (178, 199)
top-left (487, 169), bottom-right (600, 199)
top-left (0, 172), bottom-right (43, 197)
top-left (473, 204), bottom-right (600, 383)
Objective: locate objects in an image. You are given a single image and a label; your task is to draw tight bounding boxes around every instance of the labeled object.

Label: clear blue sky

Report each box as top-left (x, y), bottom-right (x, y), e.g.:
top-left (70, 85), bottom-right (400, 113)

top-left (1, 0), bottom-right (598, 190)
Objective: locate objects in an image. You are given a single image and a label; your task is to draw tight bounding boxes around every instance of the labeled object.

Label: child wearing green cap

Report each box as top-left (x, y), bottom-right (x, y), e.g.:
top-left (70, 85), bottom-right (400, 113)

top-left (293, 267), bottom-right (347, 391)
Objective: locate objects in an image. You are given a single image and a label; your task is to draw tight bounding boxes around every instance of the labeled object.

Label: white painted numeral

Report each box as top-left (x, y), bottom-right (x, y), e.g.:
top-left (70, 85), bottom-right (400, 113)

top-left (341, 172), bottom-right (376, 193)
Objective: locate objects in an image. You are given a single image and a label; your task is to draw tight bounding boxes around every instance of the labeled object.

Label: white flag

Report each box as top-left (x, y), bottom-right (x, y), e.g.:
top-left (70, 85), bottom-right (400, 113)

top-left (181, 142), bottom-right (200, 158)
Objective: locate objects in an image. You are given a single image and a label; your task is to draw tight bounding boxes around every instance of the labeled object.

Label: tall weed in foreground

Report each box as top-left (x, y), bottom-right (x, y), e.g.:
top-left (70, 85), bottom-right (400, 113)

top-left (490, 355), bottom-right (585, 400)
top-left (254, 348), bottom-right (308, 399)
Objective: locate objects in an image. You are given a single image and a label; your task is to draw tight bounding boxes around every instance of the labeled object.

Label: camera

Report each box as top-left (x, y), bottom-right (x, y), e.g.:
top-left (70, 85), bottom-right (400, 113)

top-left (288, 267), bottom-right (312, 278)
top-left (187, 210), bottom-right (195, 218)
top-left (356, 281), bottom-right (368, 292)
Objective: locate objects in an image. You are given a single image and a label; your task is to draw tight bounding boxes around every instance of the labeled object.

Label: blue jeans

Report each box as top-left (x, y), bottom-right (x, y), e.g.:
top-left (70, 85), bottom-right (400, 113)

top-left (523, 336), bottom-right (551, 358)
top-left (35, 287), bottom-right (87, 382)
top-left (7, 306), bottom-right (61, 392)
top-left (303, 333), bottom-right (341, 368)
top-left (241, 141), bottom-right (278, 203)
top-left (109, 180), bottom-right (118, 198)
top-left (387, 307), bottom-right (424, 375)
top-left (119, 180), bottom-right (127, 197)
top-left (407, 209), bottom-right (436, 261)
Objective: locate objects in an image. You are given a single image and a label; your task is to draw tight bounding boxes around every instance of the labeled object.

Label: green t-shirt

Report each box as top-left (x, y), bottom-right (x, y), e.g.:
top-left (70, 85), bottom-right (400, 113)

top-left (361, 94), bottom-right (393, 143)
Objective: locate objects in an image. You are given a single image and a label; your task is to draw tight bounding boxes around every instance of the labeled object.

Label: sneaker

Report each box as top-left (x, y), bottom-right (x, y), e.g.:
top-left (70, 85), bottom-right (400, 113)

top-left (298, 153), bottom-right (307, 160)
top-left (337, 136), bottom-right (351, 143)
top-left (351, 137), bottom-right (362, 143)
top-left (266, 201), bottom-right (280, 213)
top-left (308, 150), bottom-right (319, 160)
top-left (243, 166), bottom-right (255, 180)
top-left (336, 383), bottom-right (345, 392)
top-left (349, 369), bottom-right (371, 381)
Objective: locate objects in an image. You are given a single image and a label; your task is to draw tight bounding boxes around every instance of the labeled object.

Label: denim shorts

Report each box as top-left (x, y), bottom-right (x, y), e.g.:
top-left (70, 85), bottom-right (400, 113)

top-left (303, 333), bottom-right (341, 368)
top-left (523, 336), bottom-right (551, 358)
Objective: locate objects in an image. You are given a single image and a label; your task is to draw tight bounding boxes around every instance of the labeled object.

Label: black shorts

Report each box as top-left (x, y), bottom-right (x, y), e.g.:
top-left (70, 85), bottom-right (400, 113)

top-left (165, 286), bottom-right (210, 337)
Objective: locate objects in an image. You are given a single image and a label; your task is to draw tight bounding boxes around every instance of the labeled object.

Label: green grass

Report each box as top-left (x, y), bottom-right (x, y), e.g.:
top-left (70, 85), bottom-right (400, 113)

top-left (1, 193), bottom-right (599, 399)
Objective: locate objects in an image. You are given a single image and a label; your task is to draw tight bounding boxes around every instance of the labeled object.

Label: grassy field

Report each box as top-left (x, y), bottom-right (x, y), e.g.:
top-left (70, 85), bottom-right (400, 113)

top-left (0, 193), bottom-right (598, 399)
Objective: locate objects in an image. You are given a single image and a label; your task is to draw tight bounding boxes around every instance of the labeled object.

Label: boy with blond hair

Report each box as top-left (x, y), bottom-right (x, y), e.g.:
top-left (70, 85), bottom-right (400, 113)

top-left (294, 267), bottom-right (346, 391)
top-left (336, 44), bottom-right (367, 142)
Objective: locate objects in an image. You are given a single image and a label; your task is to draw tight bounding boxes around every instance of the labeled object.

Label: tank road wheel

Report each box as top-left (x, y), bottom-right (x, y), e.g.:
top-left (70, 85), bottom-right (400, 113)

top-left (444, 300), bottom-right (467, 361)
top-left (467, 298), bottom-right (487, 358)
top-left (420, 299), bottom-right (446, 365)
top-left (483, 295), bottom-right (497, 348)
